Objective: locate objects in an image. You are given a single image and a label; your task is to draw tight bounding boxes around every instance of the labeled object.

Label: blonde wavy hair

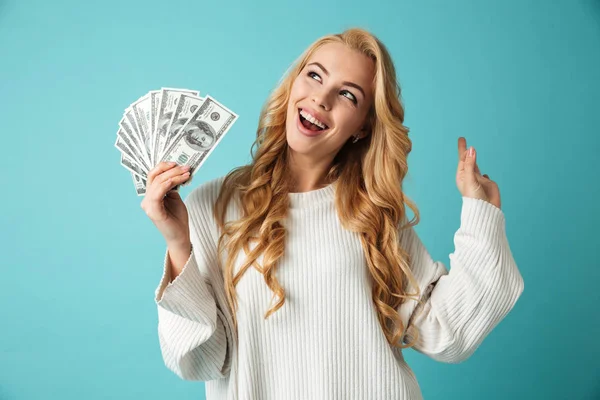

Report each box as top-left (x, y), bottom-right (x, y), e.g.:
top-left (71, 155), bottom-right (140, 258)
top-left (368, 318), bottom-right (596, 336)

top-left (213, 27), bottom-right (424, 349)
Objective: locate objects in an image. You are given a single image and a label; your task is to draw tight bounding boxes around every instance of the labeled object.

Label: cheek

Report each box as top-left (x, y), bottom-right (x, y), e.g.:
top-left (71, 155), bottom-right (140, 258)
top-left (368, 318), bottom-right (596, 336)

top-left (334, 110), bottom-right (363, 134)
top-left (290, 78), bottom-right (311, 99)
top-left (287, 80), bottom-right (308, 117)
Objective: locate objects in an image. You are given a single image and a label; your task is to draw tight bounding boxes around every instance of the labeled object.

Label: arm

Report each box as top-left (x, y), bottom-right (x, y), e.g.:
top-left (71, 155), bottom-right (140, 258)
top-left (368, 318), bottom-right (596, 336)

top-left (164, 240), bottom-right (192, 282)
top-left (154, 178), bottom-right (233, 380)
top-left (398, 196), bottom-right (525, 363)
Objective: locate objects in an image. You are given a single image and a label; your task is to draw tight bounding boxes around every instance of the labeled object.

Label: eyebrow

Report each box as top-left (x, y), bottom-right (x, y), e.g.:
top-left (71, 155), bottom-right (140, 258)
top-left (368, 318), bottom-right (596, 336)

top-left (307, 62), bottom-right (366, 99)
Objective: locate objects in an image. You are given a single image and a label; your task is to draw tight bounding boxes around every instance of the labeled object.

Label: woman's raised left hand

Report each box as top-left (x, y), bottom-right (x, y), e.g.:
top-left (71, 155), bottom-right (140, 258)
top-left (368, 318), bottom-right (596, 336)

top-left (456, 137), bottom-right (501, 210)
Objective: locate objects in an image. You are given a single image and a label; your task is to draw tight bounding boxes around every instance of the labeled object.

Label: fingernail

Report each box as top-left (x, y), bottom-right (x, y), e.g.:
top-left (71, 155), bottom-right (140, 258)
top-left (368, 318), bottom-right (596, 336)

top-left (469, 147), bottom-right (474, 157)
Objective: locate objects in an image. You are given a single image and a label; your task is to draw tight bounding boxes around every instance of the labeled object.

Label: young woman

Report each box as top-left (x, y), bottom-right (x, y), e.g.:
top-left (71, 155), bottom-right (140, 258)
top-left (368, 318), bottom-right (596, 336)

top-left (142, 28), bottom-right (524, 400)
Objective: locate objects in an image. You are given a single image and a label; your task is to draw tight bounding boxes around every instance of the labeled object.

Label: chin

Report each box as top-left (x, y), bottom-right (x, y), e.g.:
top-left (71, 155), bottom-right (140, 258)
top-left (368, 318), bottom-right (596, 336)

top-left (285, 127), bottom-right (313, 155)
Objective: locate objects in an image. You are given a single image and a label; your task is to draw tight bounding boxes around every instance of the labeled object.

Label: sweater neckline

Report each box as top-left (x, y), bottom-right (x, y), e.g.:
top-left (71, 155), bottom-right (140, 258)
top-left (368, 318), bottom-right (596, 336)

top-left (288, 180), bottom-right (336, 209)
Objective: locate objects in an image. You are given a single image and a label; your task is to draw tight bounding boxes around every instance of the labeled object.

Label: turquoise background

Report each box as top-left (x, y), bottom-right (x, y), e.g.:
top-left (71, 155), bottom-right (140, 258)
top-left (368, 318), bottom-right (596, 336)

top-left (1, 0), bottom-right (598, 399)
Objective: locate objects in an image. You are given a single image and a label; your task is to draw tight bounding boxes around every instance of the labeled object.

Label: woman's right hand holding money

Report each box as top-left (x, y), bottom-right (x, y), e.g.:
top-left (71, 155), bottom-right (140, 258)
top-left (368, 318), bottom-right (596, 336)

top-left (141, 162), bottom-right (192, 251)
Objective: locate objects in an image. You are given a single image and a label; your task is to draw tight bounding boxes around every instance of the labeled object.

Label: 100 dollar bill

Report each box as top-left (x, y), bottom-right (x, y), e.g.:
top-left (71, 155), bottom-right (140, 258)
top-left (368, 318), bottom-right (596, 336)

top-left (160, 95), bottom-right (238, 176)
top-left (162, 93), bottom-right (205, 155)
top-left (153, 88), bottom-right (199, 164)
top-left (131, 93), bottom-right (154, 165)
top-left (131, 171), bottom-right (147, 196)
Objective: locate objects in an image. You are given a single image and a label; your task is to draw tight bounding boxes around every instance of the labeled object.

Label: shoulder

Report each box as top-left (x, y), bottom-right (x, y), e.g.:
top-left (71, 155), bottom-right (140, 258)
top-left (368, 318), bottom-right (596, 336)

top-left (185, 172), bottom-right (244, 227)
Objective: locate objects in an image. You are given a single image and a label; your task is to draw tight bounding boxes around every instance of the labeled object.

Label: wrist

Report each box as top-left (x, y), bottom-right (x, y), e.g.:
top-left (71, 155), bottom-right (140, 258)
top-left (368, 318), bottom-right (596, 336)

top-left (167, 239), bottom-right (192, 254)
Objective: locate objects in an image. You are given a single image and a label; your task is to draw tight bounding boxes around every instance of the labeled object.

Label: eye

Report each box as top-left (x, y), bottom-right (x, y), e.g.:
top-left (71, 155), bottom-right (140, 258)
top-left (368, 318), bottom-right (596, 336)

top-left (307, 70), bottom-right (358, 105)
top-left (307, 71), bottom-right (322, 82)
top-left (341, 90), bottom-right (357, 104)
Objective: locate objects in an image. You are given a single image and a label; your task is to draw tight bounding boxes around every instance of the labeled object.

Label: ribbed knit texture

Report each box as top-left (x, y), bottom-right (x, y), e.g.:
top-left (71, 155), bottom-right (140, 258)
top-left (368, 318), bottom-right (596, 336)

top-left (154, 176), bottom-right (524, 400)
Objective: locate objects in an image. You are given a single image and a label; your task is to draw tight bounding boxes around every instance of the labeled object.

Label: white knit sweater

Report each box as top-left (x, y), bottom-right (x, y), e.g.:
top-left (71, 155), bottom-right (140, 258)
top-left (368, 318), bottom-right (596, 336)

top-left (154, 175), bottom-right (524, 400)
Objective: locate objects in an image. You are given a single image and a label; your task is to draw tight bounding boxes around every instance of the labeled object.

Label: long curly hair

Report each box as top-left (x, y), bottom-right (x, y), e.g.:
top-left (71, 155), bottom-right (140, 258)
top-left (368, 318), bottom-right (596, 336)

top-left (213, 27), bottom-right (424, 349)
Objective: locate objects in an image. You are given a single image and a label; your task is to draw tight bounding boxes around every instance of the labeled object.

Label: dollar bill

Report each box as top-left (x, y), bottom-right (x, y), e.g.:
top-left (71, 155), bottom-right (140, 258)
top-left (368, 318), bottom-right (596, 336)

top-left (124, 107), bottom-right (145, 155)
top-left (153, 88), bottom-right (199, 164)
top-left (121, 153), bottom-right (147, 179)
top-left (149, 90), bottom-right (161, 159)
top-left (115, 135), bottom-right (136, 162)
top-left (162, 93), bottom-right (205, 156)
top-left (131, 171), bottom-right (147, 196)
top-left (123, 109), bottom-right (151, 168)
top-left (160, 95), bottom-right (238, 175)
top-left (116, 88), bottom-right (236, 197)
top-left (131, 94), bottom-right (154, 165)
top-left (115, 127), bottom-right (150, 172)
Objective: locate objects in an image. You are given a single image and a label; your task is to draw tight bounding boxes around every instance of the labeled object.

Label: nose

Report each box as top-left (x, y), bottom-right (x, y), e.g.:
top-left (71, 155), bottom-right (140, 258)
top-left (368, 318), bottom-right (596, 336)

top-left (311, 89), bottom-right (331, 111)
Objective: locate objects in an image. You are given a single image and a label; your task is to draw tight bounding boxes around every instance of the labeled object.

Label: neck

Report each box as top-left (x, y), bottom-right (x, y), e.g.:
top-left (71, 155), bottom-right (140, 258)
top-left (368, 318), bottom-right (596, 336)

top-left (287, 148), bottom-right (333, 193)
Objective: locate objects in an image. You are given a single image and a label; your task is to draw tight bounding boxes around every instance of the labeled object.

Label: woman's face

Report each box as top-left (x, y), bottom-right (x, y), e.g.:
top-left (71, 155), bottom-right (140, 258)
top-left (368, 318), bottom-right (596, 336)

top-left (285, 42), bottom-right (375, 161)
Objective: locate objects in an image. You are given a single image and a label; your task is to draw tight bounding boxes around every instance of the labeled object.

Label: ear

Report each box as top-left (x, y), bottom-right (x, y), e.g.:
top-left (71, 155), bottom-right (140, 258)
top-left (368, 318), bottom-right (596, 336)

top-left (358, 126), bottom-right (370, 140)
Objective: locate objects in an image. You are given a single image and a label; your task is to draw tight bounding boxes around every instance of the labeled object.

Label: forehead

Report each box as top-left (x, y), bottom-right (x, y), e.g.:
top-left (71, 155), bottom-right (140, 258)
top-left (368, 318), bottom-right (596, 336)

top-left (306, 42), bottom-right (375, 93)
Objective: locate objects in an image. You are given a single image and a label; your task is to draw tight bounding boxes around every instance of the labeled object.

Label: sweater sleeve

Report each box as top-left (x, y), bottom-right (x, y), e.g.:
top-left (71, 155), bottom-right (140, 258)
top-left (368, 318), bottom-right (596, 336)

top-left (154, 177), bottom-right (233, 381)
top-left (397, 196), bottom-right (524, 364)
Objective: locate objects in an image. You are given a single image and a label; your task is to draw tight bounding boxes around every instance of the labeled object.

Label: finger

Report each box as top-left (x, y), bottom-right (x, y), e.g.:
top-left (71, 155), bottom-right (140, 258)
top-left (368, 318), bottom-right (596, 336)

top-left (154, 172), bottom-right (191, 200)
top-left (180, 173), bottom-right (194, 187)
top-left (147, 161), bottom-right (178, 185)
top-left (464, 146), bottom-right (478, 184)
top-left (458, 137), bottom-right (467, 161)
top-left (154, 165), bottom-right (191, 186)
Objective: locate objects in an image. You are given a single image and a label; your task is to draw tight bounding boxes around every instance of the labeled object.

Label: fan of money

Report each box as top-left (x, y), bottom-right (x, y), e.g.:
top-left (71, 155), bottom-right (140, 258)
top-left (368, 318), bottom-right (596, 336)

top-left (115, 87), bottom-right (238, 196)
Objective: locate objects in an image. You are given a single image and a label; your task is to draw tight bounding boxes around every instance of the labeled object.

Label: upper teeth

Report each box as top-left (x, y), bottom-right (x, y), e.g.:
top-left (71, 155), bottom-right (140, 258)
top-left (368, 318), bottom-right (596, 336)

top-left (300, 109), bottom-right (327, 129)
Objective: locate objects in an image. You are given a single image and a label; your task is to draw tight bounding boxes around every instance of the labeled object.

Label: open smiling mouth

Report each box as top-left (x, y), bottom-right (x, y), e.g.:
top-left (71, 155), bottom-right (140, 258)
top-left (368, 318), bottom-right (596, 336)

top-left (298, 108), bottom-right (329, 132)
